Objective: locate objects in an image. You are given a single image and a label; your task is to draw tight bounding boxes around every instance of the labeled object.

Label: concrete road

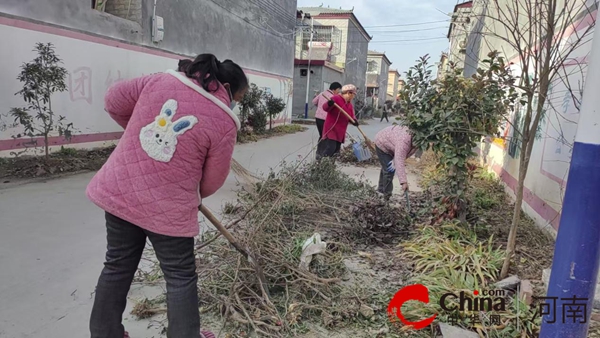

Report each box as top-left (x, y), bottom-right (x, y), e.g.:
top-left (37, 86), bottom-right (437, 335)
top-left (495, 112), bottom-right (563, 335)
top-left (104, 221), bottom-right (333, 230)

top-left (0, 119), bottom-right (412, 338)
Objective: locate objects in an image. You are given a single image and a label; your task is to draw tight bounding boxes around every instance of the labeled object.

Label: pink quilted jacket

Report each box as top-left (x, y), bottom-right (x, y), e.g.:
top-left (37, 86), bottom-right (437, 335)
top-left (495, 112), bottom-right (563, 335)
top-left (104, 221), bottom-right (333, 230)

top-left (312, 90), bottom-right (334, 120)
top-left (374, 125), bottom-right (415, 184)
top-left (86, 70), bottom-right (241, 237)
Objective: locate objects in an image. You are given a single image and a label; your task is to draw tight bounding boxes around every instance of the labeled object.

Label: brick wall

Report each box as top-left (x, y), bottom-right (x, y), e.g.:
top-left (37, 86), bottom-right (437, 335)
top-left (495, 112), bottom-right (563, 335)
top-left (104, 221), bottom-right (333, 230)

top-left (105, 0), bottom-right (142, 25)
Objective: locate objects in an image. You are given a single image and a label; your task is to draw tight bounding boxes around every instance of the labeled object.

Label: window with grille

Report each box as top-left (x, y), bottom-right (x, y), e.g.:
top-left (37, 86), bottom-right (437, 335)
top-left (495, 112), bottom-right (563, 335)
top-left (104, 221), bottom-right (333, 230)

top-left (92, 0), bottom-right (142, 24)
top-left (367, 61), bottom-right (378, 73)
top-left (300, 25), bottom-right (341, 54)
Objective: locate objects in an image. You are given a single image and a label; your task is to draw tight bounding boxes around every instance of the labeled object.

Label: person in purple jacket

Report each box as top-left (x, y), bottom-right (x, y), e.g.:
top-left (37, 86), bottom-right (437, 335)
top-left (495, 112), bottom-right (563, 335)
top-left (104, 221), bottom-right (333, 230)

top-left (312, 82), bottom-right (342, 140)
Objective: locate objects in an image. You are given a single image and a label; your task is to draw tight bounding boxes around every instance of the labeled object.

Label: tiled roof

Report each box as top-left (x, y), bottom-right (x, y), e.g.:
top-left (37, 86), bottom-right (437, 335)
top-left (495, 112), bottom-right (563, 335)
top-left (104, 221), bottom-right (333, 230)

top-left (298, 7), bottom-right (354, 15)
top-left (368, 50), bottom-right (392, 66)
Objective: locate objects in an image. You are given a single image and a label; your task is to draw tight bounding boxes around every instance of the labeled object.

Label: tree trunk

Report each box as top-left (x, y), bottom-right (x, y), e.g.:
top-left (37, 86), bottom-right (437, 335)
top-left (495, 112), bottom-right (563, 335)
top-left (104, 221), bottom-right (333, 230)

top-left (500, 103), bottom-right (544, 278)
top-left (500, 154), bottom-right (528, 278)
top-left (44, 134), bottom-right (49, 163)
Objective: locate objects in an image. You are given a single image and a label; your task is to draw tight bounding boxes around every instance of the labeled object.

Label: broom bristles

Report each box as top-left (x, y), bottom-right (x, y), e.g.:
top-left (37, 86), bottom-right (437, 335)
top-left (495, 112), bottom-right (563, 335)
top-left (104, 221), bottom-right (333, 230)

top-left (230, 158), bottom-right (261, 184)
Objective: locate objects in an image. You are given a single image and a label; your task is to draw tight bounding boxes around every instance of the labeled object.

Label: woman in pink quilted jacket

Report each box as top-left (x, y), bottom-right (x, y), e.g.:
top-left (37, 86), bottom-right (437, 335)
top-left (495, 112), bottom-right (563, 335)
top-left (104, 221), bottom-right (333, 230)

top-left (312, 82), bottom-right (342, 140)
top-left (86, 54), bottom-right (248, 338)
top-left (374, 125), bottom-right (419, 198)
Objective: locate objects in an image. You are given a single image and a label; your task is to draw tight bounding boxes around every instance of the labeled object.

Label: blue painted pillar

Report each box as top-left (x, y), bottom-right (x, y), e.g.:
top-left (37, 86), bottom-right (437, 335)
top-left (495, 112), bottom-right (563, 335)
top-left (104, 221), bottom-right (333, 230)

top-left (540, 10), bottom-right (600, 337)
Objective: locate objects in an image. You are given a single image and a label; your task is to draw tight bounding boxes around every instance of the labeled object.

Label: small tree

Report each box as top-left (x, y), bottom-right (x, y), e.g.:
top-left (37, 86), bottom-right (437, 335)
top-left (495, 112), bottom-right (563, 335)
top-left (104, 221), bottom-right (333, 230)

top-left (263, 93), bottom-right (286, 129)
top-left (400, 53), bottom-right (518, 220)
top-left (239, 84), bottom-right (268, 134)
top-left (248, 105), bottom-right (268, 134)
top-left (10, 43), bottom-right (72, 161)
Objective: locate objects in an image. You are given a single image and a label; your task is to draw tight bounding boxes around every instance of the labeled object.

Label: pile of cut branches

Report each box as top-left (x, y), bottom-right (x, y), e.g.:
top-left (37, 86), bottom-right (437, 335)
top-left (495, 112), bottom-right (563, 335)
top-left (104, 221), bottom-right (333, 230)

top-left (134, 159), bottom-right (416, 336)
top-left (196, 160), bottom-right (414, 336)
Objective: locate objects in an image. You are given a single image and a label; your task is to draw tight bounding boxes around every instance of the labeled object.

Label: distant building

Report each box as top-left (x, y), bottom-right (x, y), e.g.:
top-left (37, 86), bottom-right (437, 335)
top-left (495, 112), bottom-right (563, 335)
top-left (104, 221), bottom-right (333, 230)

top-left (445, 1), bottom-right (473, 77)
top-left (437, 53), bottom-right (449, 80)
top-left (387, 69), bottom-right (401, 102)
top-left (293, 7), bottom-right (371, 118)
top-left (398, 79), bottom-right (405, 92)
top-left (366, 50), bottom-right (392, 108)
top-left (397, 79), bottom-right (406, 102)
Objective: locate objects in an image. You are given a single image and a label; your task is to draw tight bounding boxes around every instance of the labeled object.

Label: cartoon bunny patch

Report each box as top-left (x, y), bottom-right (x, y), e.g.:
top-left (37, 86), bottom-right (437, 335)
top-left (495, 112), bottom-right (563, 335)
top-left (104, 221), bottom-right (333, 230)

top-left (140, 99), bottom-right (198, 162)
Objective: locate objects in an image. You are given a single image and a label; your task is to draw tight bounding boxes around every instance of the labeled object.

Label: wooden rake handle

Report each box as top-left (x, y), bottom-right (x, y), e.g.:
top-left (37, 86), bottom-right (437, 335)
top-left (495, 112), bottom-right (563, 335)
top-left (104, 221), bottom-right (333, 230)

top-left (321, 93), bottom-right (376, 152)
top-left (198, 205), bottom-right (271, 300)
top-left (199, 205), bottom-right (242, 252)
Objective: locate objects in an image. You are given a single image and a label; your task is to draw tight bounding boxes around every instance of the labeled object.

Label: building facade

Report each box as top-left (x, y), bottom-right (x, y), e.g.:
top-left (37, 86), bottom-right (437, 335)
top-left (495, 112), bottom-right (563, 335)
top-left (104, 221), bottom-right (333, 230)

top-left (398, 79), bottom-right (405, 93)
top-left (387, 69), bottom-right (400, 102)
top-left (0, 0), bottom-right (297, 156)
top-left (437, 53), bottom-right (449, 80)
top-left (366, 50), bottom-right (392, 108)
top-left (292, 7), bottom-right (371, 118)
top-left (444, 1), bottom-right (473, 77)
top-left (458, 0), bottom-right (597, 233)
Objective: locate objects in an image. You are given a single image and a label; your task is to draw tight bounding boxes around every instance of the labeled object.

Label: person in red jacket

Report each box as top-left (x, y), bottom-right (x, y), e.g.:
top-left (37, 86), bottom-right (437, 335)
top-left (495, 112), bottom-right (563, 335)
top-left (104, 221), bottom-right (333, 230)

top-left (316, 84), bottom-right (359, 159)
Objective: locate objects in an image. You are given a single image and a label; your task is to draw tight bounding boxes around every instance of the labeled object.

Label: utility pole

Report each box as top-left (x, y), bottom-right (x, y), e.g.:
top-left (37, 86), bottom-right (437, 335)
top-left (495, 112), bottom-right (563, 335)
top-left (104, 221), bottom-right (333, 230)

top-left (540, 9), bottom-right (600, 337)
top-left (304, 15), bottom-right (314, 119)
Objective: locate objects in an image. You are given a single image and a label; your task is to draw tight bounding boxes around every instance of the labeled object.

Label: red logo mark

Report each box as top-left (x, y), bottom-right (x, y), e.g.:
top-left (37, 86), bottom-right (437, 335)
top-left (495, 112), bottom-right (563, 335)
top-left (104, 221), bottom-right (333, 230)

top-left (387, 284), bottom-right (437, 330)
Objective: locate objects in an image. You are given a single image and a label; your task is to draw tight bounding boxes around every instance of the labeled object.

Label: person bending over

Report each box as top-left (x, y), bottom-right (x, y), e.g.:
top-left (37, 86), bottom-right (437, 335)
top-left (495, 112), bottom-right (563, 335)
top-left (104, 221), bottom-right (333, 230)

top-left (374, 125), bottom-right (418, 198)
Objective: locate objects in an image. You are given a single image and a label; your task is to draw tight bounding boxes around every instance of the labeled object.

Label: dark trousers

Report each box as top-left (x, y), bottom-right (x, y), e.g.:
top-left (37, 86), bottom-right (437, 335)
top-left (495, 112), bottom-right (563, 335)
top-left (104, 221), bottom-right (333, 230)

top-left (90, 212), bottom-right (199, 338)
top-left (380, 112), bottom-right (389, 122)
top-left (376, 146), bottom-right (394, 196)
top-left (316, 138), bottom-right (341, 160)
top-left (316, 118), bottom-right (325, 140)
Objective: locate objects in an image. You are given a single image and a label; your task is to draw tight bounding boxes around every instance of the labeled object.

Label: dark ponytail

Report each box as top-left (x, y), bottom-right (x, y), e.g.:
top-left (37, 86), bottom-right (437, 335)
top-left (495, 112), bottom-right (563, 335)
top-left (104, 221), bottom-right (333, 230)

top-left (178, 59), bottom-right (192, 72)
top-left (184, 54), bottom-right (248, 96)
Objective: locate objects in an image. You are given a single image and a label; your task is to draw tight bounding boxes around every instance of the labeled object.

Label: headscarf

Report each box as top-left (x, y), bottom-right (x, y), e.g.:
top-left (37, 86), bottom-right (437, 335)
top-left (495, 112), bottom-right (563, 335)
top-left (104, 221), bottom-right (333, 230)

top-left (341, 84), bottom-right (357, 94)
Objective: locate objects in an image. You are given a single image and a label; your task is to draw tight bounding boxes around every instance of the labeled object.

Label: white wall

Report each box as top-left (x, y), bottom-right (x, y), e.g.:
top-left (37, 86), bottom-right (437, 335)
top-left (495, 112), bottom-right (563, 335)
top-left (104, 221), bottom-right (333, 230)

top-left (0, 19), bottom-right (293, 156)
top-left (478, 9), bottom-right (594, 232)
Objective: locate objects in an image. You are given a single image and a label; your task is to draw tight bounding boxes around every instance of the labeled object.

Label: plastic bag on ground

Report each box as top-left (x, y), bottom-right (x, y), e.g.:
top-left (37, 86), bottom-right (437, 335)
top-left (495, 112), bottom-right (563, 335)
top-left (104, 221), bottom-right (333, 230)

top-left (299, 233), bottom-right (327, 271)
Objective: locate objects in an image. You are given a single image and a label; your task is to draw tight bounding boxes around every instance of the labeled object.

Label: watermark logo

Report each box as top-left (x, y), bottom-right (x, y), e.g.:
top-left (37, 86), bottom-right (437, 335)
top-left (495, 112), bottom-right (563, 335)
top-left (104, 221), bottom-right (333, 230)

top-left (388, 284), bottom-right (590, 331)
top-left (387, 284), bottom-right (506, 330)
top-left (439, 289), bottom-right (506, 312)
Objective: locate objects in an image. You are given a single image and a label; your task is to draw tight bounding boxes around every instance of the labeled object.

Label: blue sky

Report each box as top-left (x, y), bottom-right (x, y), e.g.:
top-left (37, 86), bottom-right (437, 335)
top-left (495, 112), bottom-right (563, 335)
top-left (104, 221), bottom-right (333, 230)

top-left (297, 0), bottom-right (460, 77)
